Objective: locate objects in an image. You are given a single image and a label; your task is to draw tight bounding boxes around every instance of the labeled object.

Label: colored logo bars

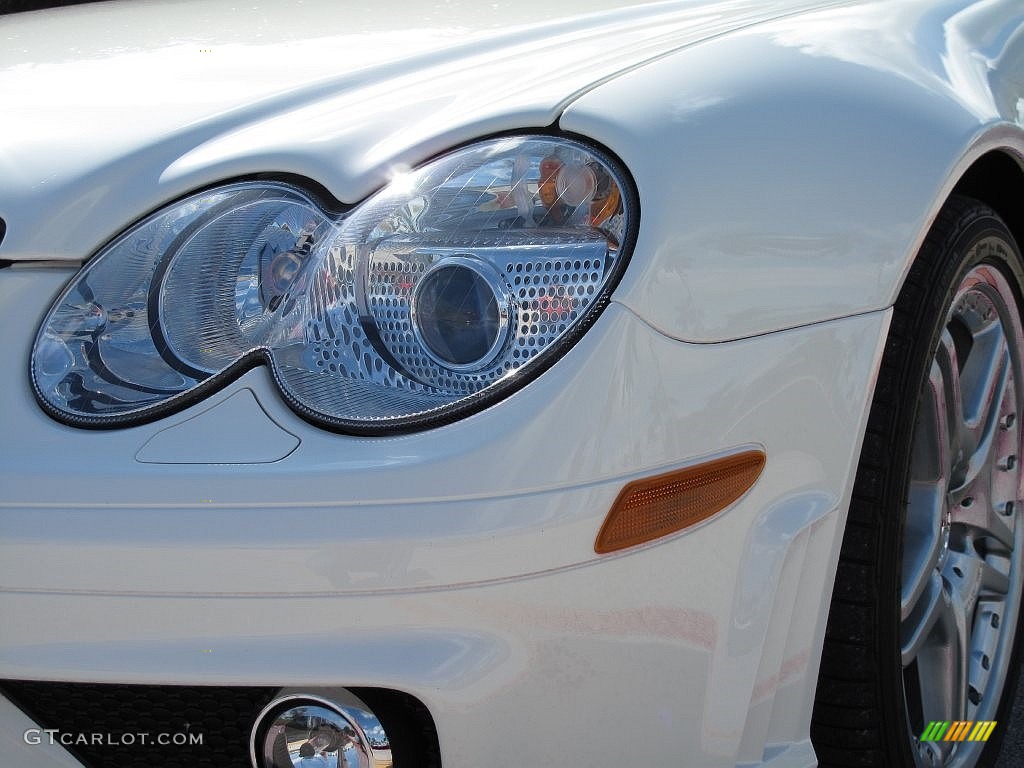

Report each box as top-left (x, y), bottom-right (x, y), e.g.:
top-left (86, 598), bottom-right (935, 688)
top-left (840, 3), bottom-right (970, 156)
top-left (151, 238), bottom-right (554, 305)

top-left (920, 721), bottom-right (997, 742)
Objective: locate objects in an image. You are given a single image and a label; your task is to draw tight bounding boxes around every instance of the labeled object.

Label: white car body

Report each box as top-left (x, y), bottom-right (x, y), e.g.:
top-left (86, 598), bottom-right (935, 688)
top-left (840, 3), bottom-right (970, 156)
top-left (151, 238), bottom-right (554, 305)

top-left (0, 1), bottom-right (1022, 767)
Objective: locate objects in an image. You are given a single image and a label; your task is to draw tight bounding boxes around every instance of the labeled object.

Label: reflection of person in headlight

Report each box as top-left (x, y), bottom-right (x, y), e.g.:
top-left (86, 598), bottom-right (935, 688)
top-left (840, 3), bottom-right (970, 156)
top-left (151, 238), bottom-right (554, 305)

top-left (295, 740), bottom-right (328, 767)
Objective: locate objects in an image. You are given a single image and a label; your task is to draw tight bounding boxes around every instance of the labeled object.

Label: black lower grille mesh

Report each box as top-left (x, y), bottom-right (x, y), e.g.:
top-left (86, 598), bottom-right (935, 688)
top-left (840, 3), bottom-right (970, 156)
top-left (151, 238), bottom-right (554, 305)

top-left (1, 681), bottom-right (278, 767)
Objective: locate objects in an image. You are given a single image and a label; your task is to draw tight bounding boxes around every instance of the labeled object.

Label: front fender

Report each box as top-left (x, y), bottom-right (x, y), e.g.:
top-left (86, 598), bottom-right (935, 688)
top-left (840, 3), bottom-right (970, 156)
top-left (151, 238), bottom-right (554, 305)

top-left (561, 0), bottom-right (1024, 342)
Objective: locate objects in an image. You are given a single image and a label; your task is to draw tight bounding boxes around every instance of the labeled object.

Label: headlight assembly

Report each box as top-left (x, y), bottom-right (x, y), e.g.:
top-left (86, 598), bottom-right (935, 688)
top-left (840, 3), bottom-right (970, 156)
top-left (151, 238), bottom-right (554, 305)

top-left (31, 135), bottom-right (637, 433)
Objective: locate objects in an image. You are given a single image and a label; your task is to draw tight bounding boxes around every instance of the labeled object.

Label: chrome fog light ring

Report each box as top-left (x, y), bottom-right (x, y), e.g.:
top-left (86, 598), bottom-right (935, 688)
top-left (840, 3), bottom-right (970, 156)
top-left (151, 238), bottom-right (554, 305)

top-left (250, 691), bottom-right (392, 768)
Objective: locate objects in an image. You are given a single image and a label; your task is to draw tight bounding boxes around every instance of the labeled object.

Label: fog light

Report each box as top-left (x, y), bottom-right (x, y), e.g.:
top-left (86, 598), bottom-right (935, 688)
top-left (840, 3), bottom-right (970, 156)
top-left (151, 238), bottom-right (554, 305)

top-left (251, 692), bottom-right (393, 768)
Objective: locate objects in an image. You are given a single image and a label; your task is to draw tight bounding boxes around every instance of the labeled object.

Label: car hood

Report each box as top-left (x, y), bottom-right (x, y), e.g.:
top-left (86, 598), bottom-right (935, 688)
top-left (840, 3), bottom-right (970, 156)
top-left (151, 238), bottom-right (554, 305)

top-left (0, 0), bottom-right (846, 261)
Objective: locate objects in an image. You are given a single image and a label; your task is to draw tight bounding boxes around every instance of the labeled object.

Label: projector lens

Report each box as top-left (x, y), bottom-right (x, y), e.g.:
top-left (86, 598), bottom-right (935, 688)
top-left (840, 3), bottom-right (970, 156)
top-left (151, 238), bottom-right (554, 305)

top-left (412, 257), bottom-right (511, 371)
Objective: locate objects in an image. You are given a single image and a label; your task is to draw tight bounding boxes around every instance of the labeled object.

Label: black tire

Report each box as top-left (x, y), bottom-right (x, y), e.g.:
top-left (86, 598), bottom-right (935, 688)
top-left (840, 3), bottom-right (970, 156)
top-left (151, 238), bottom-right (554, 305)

top-left (812, 196), bottom-right (1024, 767)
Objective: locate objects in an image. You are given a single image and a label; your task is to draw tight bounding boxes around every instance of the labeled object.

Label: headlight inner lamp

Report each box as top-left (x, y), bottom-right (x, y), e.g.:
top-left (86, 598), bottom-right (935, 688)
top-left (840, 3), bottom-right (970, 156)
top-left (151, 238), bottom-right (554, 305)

top-left (409, 255), bottom-right (513, 373)
top-left (30, 135), bottom-right (637, 433)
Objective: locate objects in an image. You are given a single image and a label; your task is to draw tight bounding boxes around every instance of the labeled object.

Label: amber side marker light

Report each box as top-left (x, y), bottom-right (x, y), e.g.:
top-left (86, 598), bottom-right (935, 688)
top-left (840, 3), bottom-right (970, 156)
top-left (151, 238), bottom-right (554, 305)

top-left (595, 449), bottom-right (766, 554)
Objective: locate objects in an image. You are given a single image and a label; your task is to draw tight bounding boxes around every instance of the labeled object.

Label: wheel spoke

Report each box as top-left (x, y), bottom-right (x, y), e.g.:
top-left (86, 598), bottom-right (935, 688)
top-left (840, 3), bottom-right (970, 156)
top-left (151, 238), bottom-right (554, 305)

top-left (902, 482), bottom-right (945, 620)
top-left (945, 548), bottom-right (1010, 616)
top-left (934, 330), bottom-right (967, 476)
top-left (959, 324), bottom-right (1010, 488)
top-left (902, 570), bottom-right (945, 665)
top-left (906, 577), bottom-right (968, 731)
top-left (979, 554), bottom-right (1011, 595)
top-left (911, 359), bottom-right (955, 484)
top-left (968, 600), bottom-right (1007, 717)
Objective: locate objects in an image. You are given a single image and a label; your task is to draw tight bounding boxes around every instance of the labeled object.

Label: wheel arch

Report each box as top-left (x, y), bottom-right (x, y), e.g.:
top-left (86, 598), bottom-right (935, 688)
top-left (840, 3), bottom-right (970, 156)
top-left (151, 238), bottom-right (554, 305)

top-left (952, 149), bottom-right (1024, 257)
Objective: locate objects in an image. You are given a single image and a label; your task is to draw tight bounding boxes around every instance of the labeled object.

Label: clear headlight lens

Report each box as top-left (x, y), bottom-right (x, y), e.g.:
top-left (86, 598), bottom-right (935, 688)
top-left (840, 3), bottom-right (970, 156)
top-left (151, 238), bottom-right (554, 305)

top-left (31, 135), bottom-right (636, 433)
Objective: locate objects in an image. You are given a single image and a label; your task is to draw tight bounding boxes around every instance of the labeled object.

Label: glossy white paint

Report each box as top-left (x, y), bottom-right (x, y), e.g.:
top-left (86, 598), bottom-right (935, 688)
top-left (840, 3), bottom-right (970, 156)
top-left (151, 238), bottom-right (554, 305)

top-left (1, 0), bottom-right (1022, 766)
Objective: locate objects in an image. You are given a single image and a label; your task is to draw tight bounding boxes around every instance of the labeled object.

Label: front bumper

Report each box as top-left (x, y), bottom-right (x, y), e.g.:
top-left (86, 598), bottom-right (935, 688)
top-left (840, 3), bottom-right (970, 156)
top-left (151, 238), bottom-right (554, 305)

top-left (0, 264), bottom-right (890, 767)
